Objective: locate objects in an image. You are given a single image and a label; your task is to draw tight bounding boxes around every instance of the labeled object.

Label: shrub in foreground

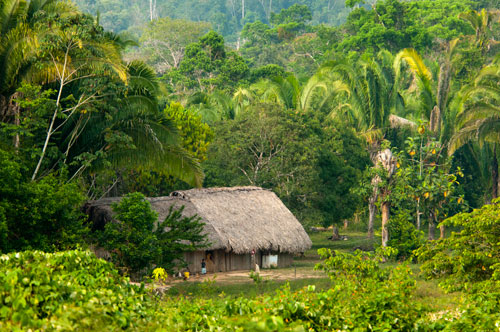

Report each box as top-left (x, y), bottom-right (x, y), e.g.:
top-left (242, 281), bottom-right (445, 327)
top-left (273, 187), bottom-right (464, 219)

top-left (0, 249), bottom-right (426, 331)
top-left (0, 250), bottom-right (149, 330)
top-left (3, 248), bottom-right (499, 331)
top-left (413, 199), bottom-right (500, 330)
top-left (415, 199), bottom-right (500, 292)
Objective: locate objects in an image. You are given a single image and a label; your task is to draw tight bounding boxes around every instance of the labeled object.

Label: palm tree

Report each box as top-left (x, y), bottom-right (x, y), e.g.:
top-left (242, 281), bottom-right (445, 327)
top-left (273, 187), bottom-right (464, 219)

top-left (458, 9), bottom-right (500, 55)
top-left (62, 61), bottom-right (204, 188)
top-left (187, 91), bottom-right (236, 122)
top-left (0, 0), bottom-right (76, 145)
top-left (251, 72), bottom-right (349, 113)
top-left (325, 52), bottom-right (406, 240)
top-left (394, 45), bottom-right (462, 238)
top-left (232, 87), bottom-right (253, 117)
top-left (394, 42), bottom-right (460, 143)
top-left (29, 19), bottom-right (127, 180)
top-left (449, 59), bottom-right (500, 200)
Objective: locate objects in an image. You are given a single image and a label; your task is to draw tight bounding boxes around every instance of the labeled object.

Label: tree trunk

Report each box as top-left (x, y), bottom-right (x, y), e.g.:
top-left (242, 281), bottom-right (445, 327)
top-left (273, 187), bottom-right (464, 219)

top-left (149, 0), bottom-right (153, 21)
top-left (440, 225), bottom-right (445, 239)
top-left (228, 0), bottom-right (236, 18)
top-left (32, 45), bottom-right (71, 181)
top-left (416, 198), bottom-right (421, 230)
top-left (1, 93), bottom-right (21, 148)
top-left (9, 92), bottom-right (21, 149)
top-left (32, 80), bottom-right (65, 180)
top-left (149, 0), bottom-right (157, 21)
top-left (368, 197), bottom-right (376, 238)
top-left (13, 106), bottom-right (20, 148)
top-left (428, 213), bottom-right (435, 240)
top-left (368, 186), bottom-right (378, 238)
top-left (492, 145), bottom-right (498, 199)
top-left (374, 148), bottom-right (396, 247)
top-left (381, 201), bottom-right (390, 247)
top-left (0, 95), bottom-right (7, 122)
top-left (331, 226), bottom-right (340, 240)
top-left (430, 105), bottom-right (441, 134)
top-left (343, 219), bottom-right (348, 230)
top-left (32, 103), bottom-right (60, 180)
top-left (241, 0), bottom-right (245, 20)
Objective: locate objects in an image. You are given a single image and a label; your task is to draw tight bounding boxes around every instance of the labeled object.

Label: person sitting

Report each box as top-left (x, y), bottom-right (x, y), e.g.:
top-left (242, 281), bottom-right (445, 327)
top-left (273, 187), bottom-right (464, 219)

top-left (201, 259), bottom-right (207, 275)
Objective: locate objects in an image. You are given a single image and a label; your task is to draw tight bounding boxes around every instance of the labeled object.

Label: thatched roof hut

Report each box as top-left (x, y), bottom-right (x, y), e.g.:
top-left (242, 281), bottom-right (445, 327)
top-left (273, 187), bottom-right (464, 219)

top-left (85, 186), bottom-right (312, 271)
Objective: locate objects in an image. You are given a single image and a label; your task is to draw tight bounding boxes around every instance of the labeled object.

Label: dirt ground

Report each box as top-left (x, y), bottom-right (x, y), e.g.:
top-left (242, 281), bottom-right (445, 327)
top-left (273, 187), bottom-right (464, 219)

top-left (143, 265), bottom-right (325, 291)
top-left (186, 266), bottom-right (324, 284)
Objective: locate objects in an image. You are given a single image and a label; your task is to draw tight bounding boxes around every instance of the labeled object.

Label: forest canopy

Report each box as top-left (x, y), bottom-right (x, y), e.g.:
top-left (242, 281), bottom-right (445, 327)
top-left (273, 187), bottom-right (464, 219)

top-left (1, 0), bottom-right (499, 249)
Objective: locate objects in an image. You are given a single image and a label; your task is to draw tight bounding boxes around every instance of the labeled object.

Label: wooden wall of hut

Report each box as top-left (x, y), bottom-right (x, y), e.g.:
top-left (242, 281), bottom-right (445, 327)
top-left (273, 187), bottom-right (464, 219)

top-left (184, 250), bottom-right (293, 273)
top-left (277, 253), bottom-right (293, 268)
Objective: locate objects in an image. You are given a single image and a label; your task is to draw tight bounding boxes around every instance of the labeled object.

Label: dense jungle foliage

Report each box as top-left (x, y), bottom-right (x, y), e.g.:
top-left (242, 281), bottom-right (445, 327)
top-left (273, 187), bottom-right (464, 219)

top-left (1, 0), bottom-right (500, 329)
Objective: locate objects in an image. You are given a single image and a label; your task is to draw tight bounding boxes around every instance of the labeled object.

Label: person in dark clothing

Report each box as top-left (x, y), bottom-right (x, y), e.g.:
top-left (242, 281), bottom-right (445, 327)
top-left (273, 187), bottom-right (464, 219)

top-left (201, 259), bottom-right (207, 275)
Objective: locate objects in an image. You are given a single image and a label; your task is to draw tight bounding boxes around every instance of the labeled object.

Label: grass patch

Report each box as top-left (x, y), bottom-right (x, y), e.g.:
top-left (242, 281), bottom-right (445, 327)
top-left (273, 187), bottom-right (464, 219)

top-left (301, 229), bottom-right (379, 260)
top-left (414, 278), bottom-right (463, 311)
top-left (165, 277), bottom-right (332, 299)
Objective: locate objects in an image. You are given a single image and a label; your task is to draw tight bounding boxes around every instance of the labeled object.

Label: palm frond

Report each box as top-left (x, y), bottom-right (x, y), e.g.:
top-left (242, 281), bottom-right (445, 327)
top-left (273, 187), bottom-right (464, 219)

top-left (394, 48), bottom-right (432, 86)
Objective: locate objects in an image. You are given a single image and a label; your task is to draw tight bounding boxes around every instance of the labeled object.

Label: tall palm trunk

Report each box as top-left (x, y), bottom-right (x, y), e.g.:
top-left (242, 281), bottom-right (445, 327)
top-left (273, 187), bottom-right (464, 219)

top-left (381, 201), bottom-right (390, 246)
top-left (368, 145), bottom-right (381, 239)
top-left (368, 189), bottom-right (377, 238)
top-left (10, 92), bottom-right (21, 149)
top-left (376, 149), bottom-right (396, 247)
top-left (492, 145), bottom-right (498, 200)
top-left (1, 93), bottom-right (21, 148)
top-left (13, 104), bottom-right (20, 148)
top-left (416, 198), bottom-right (421, 230)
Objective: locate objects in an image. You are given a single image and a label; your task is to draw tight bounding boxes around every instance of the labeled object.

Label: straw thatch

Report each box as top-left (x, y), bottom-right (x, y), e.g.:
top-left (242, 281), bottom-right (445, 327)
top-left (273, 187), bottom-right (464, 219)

top-left (84, 186), bottom-right (312, 254)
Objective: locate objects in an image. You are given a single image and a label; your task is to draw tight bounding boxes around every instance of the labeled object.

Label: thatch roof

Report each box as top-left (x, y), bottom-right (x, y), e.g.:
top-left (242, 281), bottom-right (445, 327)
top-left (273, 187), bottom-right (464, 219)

top-left (84, 186), bottom-right (312, 254)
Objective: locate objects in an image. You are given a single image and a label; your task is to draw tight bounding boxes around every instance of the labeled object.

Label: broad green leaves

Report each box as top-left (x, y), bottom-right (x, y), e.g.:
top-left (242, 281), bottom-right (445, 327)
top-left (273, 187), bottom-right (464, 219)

top-left (98, 192), bottom-right (208, 275)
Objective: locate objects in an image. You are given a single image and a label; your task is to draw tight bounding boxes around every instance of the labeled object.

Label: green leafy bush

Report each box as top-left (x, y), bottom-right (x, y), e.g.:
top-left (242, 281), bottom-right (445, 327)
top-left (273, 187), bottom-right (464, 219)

top-left (415, 199), bottom-right (500, 292)
top-left (0, 250), bottom-right (148, 330)
top-left (388, 212), bottom-right (425, 260)
top-left (98, 192), bottom-right (208, 276)
top-left (313, 248), bottom-right (424, 331)
top-left (0, 148), bottom-right (87, 253)
top-left (99, 192), bottom-right (161, 274)
top-left (418, 289), bottom-right (500, 331)
top-left (155, 204), bottom-right (209, 272)
top-left (8, 247), bottom-right (500, 331)
top-left (164, 102), bottom-right (214, 162)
